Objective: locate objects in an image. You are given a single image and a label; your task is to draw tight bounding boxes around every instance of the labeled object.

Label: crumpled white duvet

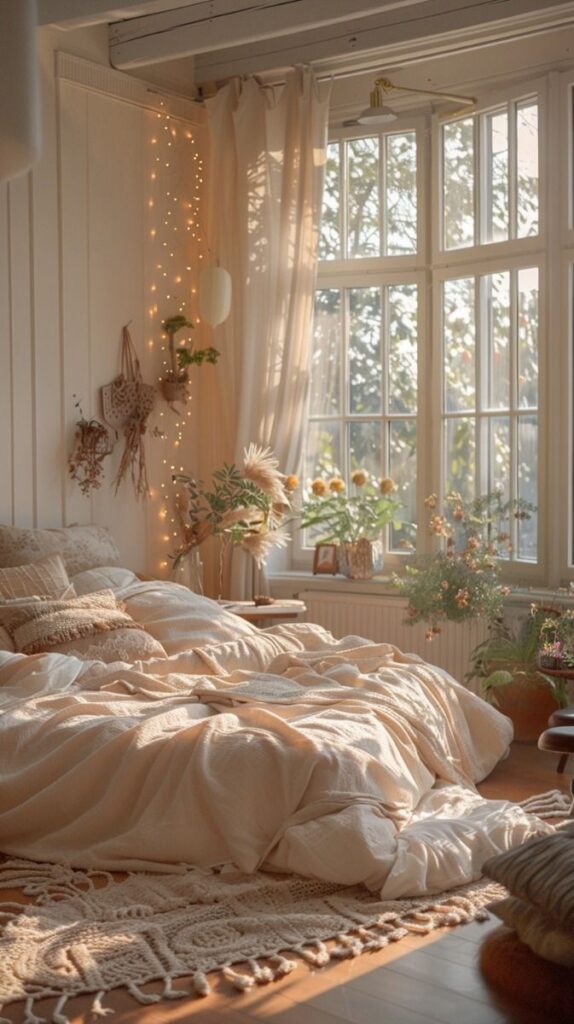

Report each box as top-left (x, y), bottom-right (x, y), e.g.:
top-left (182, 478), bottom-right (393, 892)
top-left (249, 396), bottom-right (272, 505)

top-left (0, 578), bottom-right (548, 899)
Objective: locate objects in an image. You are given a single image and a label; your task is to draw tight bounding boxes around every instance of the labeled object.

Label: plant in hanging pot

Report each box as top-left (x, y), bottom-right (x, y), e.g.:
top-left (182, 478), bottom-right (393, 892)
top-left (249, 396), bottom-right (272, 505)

top-left (299, 471), bottom-right (402, 579)
top-left (160, 315), bottom-right (219, 408)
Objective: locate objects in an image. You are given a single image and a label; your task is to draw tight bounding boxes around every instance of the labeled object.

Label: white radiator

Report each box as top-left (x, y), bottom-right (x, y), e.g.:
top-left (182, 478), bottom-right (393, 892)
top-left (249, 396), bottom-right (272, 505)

top-left (300, 591), bottom-right (489, 689)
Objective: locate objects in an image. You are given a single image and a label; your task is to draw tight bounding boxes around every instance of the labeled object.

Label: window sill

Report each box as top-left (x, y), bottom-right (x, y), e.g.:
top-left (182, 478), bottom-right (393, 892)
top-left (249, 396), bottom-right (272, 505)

top-left (269, 571), bottom-right (574, 609)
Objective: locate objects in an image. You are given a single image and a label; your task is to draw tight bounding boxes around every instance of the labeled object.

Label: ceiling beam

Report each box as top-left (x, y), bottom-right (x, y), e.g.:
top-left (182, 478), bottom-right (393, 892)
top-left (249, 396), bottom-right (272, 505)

top-left (109, 0), bottom-right (432, 68)
top-left (190, 0), bottom-right (574, 83)
top-left (38, 0), bottom-right (201, 29)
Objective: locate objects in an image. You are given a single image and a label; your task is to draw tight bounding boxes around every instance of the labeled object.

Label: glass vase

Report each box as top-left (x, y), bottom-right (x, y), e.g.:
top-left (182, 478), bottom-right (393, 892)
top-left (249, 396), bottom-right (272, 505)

top-left (173, 547), bottom-right (204, 594)
top-left (339, 538), bottom-right (383, 579)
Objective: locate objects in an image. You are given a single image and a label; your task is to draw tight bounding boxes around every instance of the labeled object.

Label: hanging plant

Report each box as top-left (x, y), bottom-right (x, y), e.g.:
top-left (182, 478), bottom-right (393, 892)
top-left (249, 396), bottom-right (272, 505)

top-left (160, 315), bottom-right (219, 408)
top-left (68, 397), bottom-right (114, 496)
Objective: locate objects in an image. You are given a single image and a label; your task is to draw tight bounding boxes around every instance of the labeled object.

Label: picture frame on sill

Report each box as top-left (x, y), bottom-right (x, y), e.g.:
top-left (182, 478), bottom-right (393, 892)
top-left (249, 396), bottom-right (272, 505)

top-left (313, 543), bottom-right (338, 575)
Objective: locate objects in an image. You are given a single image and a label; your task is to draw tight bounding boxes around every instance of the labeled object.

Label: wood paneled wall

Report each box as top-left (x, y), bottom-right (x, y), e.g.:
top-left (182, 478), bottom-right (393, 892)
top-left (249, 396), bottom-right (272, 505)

top-left (0, 34), bottom-right (205, 574)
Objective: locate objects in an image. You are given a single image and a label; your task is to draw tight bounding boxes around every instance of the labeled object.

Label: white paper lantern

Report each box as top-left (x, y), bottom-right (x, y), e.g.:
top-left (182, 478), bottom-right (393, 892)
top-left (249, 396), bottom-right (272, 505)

top-left (0, 0), bottom-right (40, 183)
top-left (198, 266), bottom-right (232, 327)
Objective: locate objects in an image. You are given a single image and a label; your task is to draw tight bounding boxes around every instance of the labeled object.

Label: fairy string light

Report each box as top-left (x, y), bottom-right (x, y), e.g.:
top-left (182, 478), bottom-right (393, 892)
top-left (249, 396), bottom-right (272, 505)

top-left (145, 100), bottom-right (206, 574)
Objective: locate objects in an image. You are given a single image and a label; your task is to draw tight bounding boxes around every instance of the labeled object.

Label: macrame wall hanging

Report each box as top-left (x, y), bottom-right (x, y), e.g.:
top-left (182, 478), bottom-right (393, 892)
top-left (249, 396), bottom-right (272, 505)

top-left (101, 324), bottom-right (156, 499)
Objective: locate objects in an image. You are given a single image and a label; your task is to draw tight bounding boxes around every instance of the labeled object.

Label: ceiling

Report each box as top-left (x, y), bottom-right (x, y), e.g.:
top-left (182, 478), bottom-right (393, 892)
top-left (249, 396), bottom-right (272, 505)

top-left (38, 0), bottom-right (574, 86)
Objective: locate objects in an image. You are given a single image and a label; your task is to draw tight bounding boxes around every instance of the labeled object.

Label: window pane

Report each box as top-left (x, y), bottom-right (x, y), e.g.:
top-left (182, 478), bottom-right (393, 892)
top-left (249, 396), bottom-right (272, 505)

top-left (486, 271), bottom-right (510, 410)
top-left (389, 283), bottom-right (418, 414)
top-left (444, 277), bottom-right (476, 412)
top-left (518, 267), bottom-right (539, 409)
top-left (485, 109), bottom-right (509, 243)
top-left (385, 131), bottom-right (417, 255)
top-left (349, 287), bottom-right (382, 414)
top-left (443, 118), bottom-right (475, 249)
top-left (487, 416), bottom-right (511, 499)
top-left (347, 137), bottom-right (380, 257)
top-left (445, 418), bottom-right (476, 500)
top-left (349, 420), bottom-right (381, 477)
top-left (304, 421), bottom-right (342, 484)
top-left (309, 290), bottom-right (341, 416)
top-left (516, 101), bottom-right (539, 238)
top-left (318, 142), bottom-right (341, 260)
top-left (518, 415), bottom-right (538, 560)
top-left (389, 419), bottom-right (417, 551)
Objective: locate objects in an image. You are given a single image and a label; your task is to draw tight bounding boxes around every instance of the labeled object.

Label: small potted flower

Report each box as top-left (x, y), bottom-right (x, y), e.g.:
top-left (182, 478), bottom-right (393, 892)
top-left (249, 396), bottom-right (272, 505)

top-left (160, 315), bottom-right (219, 408)
top-left (299, 470), bottom-right (401, 579)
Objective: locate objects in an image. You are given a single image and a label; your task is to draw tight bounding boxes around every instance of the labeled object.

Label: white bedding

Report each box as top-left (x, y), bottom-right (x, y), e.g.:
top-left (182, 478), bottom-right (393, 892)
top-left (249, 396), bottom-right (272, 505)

top-left (0, 574), bottom-right (547, 899)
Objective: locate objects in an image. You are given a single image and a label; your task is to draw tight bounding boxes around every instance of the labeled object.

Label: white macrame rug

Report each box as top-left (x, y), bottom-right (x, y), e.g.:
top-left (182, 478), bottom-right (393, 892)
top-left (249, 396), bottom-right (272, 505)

top-left (0, 790), bottom-right (568, 1024)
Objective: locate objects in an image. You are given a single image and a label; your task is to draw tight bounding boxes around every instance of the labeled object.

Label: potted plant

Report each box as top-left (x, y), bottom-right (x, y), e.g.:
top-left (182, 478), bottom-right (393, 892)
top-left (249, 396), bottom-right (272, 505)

top-left (391, 490), bottom-right (565, 740)
top-left (160, 315), bottom-right (219, 407)
top-left (299, 470), bottom-right (402, 578)
top-left (467, 607), bottom-right (571, 741)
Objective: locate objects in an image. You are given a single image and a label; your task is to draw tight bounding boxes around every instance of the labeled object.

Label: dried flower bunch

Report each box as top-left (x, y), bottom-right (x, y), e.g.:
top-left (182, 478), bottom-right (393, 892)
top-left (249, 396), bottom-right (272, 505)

top-left (172, 445), bottom-right (294, 571)
top-left (393, 490), bottom-right (535, 638)
top-left (68, 397), bottom-right (113, 497)
top-left (300, 470), bottom-right (401, 543)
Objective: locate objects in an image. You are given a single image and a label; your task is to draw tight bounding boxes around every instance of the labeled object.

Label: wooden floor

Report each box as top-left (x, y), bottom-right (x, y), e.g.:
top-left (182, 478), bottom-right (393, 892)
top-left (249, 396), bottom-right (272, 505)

top-left (2, 744), bottom-right (570, 1024)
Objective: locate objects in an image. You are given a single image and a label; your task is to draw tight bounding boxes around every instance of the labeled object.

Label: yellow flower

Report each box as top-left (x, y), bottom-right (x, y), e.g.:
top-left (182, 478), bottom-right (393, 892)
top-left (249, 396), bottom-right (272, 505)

top-left (283, 474), bottom-right (299, 492)
top-left (311, 478), bottom-right (328, 496)
top-left (429, 515), bottom-right (448, 536)
top-left (455, 588), bottom-right (470, 608)
top-left (379, 477), bottom-right (395, 495)
top-left (424, 494), bottom-right (437, 509)
top-left (351, 469), bottom-right (367, 487)
top-left (329, 477), bottom-right (345, 493)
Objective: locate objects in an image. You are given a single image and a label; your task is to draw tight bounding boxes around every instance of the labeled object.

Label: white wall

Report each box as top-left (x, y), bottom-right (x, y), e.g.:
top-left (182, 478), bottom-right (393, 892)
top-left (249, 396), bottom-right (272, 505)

top-left (0, 25), bottom-right (206, 574)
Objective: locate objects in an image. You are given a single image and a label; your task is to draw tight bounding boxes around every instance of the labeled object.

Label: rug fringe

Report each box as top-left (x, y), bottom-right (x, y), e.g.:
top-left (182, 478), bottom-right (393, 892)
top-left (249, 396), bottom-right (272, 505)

top-left (520, 788), bottom-right (571, 819)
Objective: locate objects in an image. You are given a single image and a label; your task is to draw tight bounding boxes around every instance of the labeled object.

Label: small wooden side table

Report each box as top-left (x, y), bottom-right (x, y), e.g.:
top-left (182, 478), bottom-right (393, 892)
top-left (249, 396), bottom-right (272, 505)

top-left (218, 599), bottom-right (306, 628)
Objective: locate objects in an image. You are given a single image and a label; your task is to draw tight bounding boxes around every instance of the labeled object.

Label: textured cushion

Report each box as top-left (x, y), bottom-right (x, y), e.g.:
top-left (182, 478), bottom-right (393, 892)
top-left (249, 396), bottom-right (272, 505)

top-left (0, 524), bottom-right (120, 575)
top-left (489, 895), bottom-right (574, 968)
top-left (0, 590), bottom-right (140, 655)
top-left (47, 628), bottom-right (167, 664)
top-left (0, 626), bottom-right (15, 652)
top-left (483, 822), bottom-right (574, 931)
top-left (0, 553), bottom-right (74, 600)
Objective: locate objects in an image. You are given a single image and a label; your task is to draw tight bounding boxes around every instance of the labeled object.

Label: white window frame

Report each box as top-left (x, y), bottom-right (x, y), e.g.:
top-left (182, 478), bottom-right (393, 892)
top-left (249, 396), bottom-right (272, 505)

top-left (291, 72), bottom-right (574, 587)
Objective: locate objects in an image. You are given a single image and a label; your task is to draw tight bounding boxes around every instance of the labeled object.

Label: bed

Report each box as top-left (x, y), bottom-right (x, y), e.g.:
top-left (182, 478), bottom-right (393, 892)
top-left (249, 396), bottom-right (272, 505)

top-left (0, 526), bottom-right (550, 901)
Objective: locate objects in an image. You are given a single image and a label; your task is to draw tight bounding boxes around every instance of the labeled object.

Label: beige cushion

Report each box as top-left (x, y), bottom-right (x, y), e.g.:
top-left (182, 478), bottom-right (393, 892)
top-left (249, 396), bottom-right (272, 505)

top-left (0, 553), bottom-right (74, 600)
top-left (489, 895), bottom-right (574, 968)
top-left (0, 524), bottom-right (120, 575)
top-left (47, 628), bottom-right (167, 664)
top-left (0, 625), bottom-right (15, 652)
top-left (0, 590), bottom-right (140, 655)
top-left (483, 823), bottom-right (574, 932)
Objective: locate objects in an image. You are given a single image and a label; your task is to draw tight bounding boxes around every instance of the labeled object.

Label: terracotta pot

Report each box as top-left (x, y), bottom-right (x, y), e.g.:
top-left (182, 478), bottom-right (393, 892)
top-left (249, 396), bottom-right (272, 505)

top-left (494, 682), bottom-right (559, 743)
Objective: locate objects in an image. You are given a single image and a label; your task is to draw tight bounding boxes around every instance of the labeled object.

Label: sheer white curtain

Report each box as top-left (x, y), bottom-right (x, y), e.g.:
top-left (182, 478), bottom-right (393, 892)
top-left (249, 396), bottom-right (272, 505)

top-left (201, 68), bottom-right (331, 598)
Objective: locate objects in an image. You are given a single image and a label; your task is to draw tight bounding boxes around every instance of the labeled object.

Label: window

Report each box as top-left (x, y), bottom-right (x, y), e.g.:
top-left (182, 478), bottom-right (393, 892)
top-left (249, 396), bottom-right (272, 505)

top-left (298, 81), bottom-right (552, 577)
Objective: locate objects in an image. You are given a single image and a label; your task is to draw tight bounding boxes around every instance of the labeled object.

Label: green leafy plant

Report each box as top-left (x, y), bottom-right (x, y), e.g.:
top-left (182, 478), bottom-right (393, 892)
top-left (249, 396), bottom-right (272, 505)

top-left (160, 315), bottom-right (219, 406)
top-left (392, 490), bottom-right (534, 639)
top-left (299, 470), bottom-right (401, 543)
top-left (467, 607), bottom-right (570, 709)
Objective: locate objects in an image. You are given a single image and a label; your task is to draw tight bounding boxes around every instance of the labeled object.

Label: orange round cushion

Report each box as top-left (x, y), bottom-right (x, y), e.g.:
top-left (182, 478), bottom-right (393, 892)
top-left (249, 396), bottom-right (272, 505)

top-left (480, 925), bottom-right (574, 1017)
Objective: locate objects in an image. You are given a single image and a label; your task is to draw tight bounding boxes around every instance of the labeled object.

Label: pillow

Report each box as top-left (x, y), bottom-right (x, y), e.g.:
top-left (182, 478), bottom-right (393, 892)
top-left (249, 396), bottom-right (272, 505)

top-left (0, 625), bottom-right (14, 652)
top-left (483, 823), bottom-right (574, 931)
top-left (0, 553), bottom-right (74, 600)
top-left (71, 565), bottom-right (139, 596)
top-left (489, 895), bottom-right (574, 968)
top-left (47, 628), bottom-right (167, 664)
top-left (0, 590), bottom-right (140, 655)
top-left (0, 524), bottom-right (120, 575)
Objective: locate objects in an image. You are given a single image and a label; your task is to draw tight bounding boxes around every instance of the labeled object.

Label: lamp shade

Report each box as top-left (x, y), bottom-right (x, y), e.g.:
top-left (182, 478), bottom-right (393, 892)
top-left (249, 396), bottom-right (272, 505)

top-left (0, 0), bottom-right (40, 183)
top-left (356, 104), bottom-right (397, 125)
top-left (198, 265), bottom-right (232, 327)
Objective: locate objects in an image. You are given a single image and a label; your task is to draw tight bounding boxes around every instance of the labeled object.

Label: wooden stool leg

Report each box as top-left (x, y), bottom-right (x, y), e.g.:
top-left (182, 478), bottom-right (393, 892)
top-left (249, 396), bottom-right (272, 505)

top-left (557, 753), bottom-right (570, 774)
